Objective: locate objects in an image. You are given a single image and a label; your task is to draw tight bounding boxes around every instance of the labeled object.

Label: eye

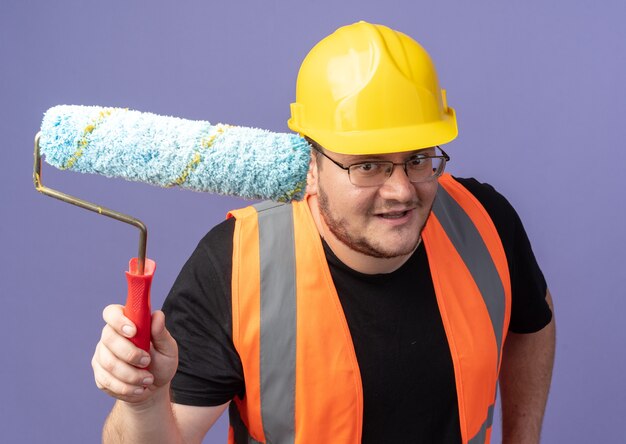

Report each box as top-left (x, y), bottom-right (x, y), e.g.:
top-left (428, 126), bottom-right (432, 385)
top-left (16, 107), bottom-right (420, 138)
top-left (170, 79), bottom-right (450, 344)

top-left (407, 155), bottom-right (427, 167)
top-left (358, 163), bottom-right (376, 171)
top-left (351, 162), bottom-right (385, 175)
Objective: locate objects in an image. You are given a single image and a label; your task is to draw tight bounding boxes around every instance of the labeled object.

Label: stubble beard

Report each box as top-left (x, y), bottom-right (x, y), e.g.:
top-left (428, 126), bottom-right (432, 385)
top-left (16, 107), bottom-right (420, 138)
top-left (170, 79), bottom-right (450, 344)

top-left (317, 186), bottom-right (431, 259)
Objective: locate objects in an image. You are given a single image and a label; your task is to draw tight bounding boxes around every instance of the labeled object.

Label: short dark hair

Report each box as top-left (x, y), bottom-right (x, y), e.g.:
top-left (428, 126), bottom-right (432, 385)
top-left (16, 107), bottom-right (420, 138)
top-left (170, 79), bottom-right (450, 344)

top-left (304, 136), bottom-right (324, 164)
top-left (304, 136), bottom-right (322, 151)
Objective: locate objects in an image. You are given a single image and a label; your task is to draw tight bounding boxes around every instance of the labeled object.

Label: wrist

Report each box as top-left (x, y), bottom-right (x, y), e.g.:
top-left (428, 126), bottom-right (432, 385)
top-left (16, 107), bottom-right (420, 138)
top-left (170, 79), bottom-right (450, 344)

top-left (105, 384), bottom-right (182, 444)
top-left (119, 383), bottom-right (172, 415)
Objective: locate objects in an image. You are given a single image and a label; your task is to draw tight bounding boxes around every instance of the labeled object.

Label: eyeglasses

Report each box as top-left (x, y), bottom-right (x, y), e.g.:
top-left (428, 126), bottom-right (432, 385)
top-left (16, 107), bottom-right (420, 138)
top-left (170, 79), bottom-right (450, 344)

top-left (312, 145), bottom-right (450, 187)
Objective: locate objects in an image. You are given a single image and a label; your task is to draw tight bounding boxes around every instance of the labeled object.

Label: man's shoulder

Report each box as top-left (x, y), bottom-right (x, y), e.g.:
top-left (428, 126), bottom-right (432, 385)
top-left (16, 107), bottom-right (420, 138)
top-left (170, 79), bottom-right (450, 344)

top-left (199, 200), bottom-right (299, 251)
top-left (452, 176), bottom-right (508, 205)
top-left (196, 217), bottom-right (237, 253)
top-left (451, 176), bottom-right (518, 224)
top-left (449, 176), bottom-right (525, 261)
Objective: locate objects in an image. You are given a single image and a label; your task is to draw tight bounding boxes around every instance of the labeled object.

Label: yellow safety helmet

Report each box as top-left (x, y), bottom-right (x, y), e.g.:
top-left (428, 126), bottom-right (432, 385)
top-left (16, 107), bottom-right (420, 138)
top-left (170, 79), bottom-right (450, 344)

top-left (288, 21), bottom-right (457, 155)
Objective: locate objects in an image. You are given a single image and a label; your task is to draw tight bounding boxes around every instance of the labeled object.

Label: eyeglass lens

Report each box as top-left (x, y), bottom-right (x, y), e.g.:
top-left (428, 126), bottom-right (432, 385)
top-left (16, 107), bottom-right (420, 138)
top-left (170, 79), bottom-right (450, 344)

top-left (348, 156), bottom-right (445, 186)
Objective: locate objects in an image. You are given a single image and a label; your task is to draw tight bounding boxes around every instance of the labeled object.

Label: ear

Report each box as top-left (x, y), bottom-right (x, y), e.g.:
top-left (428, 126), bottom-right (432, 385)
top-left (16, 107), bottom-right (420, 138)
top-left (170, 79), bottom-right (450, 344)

top-left (305, 151), bottom-right (319, 195)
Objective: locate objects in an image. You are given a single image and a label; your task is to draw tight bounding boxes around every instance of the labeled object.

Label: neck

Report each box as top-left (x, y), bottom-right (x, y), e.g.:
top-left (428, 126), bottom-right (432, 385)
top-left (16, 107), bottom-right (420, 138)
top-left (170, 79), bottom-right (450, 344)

top-left (306, 195), bottom-right (417, 275)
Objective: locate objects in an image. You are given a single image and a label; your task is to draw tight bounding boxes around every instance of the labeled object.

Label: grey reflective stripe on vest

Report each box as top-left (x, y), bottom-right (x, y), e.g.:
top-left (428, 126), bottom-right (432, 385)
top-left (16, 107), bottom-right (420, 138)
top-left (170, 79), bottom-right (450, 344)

top-left (255, 201), bottom-right (297, 444)
top-left (432, 187), bottom-right (506, 361)
top-left (433, 187), bottom-right (505, 443)
top-left (467, 404), bottom-right (495, 444)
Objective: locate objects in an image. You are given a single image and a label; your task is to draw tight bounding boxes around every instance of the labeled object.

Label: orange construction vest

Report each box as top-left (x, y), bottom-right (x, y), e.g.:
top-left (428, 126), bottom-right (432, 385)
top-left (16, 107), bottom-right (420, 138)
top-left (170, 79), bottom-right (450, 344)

top-left (227, 174), bottom-right (511, 444)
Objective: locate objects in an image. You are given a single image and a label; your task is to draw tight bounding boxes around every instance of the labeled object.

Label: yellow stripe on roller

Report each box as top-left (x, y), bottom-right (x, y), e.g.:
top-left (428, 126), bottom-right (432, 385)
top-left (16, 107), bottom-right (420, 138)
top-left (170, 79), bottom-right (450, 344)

top-left (172, 124), bottom-right (233, 186)
top-left (277, 180), bottom-right (306, 203)
top-left (61, 108), bottom-right (121, 170)
top-left (200, 123), bottom-right (232, 149)
top-left (173, 152), bottom-right (202, 186)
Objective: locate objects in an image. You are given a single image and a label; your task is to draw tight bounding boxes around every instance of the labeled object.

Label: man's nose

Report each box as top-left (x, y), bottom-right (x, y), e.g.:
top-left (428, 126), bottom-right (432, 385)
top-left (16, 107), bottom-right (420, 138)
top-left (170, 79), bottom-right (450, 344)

top-left (378, 163), bottom-right (414, 201)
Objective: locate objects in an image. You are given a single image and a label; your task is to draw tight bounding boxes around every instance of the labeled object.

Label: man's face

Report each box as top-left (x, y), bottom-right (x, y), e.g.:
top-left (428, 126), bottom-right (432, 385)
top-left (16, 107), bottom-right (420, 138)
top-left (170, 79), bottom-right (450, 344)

top-left (309, 148), bottom-right (439, 259)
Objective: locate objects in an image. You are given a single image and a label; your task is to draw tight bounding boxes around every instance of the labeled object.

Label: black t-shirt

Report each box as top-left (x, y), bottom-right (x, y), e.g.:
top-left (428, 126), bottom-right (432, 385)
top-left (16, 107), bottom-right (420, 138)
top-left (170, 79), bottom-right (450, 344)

top-left (162, 177), bottom-right (551, 443)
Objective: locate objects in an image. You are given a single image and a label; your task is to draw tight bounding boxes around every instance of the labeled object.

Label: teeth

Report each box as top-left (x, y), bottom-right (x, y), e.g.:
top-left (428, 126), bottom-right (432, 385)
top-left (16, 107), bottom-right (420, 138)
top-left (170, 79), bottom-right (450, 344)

top-left (380, 211), bottom-right (406, 219)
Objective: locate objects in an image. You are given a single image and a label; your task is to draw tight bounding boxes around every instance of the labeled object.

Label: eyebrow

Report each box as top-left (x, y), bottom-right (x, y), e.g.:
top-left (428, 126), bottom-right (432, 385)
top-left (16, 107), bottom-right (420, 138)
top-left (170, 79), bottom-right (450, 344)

top-left (343, 148), bottom-right (436, 163)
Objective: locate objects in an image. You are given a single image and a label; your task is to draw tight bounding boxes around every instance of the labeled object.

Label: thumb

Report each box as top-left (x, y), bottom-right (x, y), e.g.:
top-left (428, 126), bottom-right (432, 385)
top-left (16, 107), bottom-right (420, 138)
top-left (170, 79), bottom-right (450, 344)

top-left (150, 310), bottom-right (177, 357)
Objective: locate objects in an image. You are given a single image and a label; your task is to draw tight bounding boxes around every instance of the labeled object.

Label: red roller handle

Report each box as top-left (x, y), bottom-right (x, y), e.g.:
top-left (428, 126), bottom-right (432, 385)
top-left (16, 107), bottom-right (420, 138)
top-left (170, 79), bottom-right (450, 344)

top-left (123, 258), bottom-right (156, 352)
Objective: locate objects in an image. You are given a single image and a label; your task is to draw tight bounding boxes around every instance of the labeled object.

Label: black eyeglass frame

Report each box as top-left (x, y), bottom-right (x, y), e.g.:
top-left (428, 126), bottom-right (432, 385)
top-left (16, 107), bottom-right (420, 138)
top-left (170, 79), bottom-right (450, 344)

top-left (311, 145), bottom-right (451, 187)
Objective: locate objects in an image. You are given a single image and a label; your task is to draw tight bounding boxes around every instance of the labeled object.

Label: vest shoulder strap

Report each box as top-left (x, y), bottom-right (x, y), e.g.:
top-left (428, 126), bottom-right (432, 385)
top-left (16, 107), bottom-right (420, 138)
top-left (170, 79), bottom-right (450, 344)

top-left (424, 174), bottom-right (512, 444)
top-left (229, 200), bottom-right (362, 444)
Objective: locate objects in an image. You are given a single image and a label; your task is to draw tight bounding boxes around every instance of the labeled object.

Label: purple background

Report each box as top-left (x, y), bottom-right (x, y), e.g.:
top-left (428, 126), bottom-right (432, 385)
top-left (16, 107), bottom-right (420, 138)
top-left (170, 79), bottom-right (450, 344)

top-left (2, 1), bottom-right (625, 442)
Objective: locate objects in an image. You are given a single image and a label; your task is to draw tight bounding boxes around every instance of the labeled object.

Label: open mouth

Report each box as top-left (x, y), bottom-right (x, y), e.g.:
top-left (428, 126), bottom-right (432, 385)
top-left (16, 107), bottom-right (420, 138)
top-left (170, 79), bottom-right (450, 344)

top-left (377, 210), bottom-right (410, 219)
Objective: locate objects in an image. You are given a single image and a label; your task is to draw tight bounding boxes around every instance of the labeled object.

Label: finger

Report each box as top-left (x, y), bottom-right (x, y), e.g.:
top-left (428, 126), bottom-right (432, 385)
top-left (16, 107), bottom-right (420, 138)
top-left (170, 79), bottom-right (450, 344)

top-left (101, 323), bottom-right (151, 368)
top-left (150, 310), bottom-right (177, 358)
top-left (92, 352), bottom-right (150, 399)
top-left (102, 304), bottom-right (137, 339)
top-left (94, 340), bottom-right (154, 387)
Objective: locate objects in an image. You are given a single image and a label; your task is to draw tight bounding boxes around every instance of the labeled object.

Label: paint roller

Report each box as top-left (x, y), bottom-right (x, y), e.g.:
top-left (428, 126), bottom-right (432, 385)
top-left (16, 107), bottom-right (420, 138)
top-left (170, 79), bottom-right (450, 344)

top-left (34, 105), bottom-right (311, 351)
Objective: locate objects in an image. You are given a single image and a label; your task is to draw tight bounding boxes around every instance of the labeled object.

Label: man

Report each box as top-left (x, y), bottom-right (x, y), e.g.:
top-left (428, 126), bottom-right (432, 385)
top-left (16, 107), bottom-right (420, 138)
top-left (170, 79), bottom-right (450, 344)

top-left (92, 22), bottom-right (555, 443)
